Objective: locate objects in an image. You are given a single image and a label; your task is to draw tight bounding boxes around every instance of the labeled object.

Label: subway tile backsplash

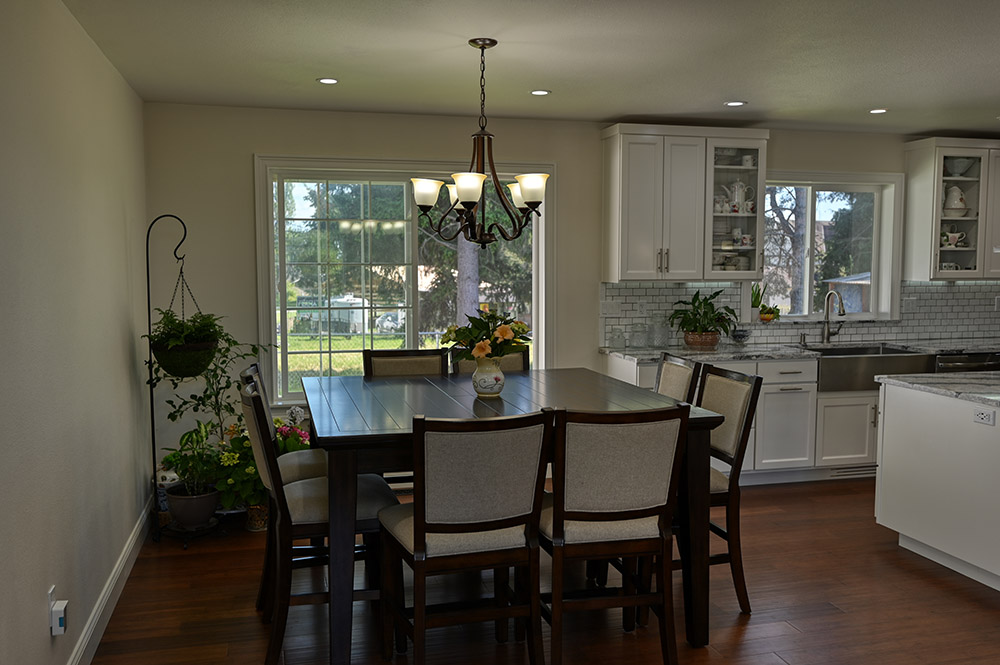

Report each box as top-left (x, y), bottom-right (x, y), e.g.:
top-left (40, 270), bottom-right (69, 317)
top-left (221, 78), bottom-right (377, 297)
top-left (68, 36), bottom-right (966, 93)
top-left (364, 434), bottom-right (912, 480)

top-left (600, 281), bottom-right (1000, 347)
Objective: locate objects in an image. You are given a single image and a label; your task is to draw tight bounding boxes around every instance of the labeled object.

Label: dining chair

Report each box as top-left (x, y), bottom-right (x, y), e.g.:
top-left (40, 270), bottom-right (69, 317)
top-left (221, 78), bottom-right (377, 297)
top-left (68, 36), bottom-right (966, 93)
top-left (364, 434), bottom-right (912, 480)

top-left (451, 347), bottom-right (530, 374)
top-left (362, 348), bottom-right (449, 378)
top-left (540, 405), bottom-right (690, 665)
top-left (240, 381), bottom-right (400, 665)
top-left (690, 364), bottom-right (762, 614)
top-left (653, 352), bottom-right (702, 403)
top-left (378, 410), bottom-right (551, 665)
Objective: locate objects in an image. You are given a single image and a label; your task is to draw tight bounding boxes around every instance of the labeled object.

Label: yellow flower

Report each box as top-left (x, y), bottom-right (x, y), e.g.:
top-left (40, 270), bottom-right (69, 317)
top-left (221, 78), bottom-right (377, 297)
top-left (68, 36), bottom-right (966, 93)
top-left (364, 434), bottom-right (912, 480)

top-left (227, 478), bottom-right (235, 485)
top-left (246, 466), bottom-right (256, 475)
top-left (494, 324), bottom-right (514, 341)
top-left (220, 451), bottom-right (240, 466)
top-left (472, 339), bottom-right (492, 358)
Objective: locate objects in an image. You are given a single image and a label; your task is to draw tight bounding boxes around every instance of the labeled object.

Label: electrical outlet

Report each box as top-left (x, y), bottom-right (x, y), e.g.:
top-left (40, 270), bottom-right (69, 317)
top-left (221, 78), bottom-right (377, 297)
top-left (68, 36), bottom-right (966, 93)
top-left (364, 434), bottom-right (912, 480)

top-left (973, 408), bottom-right (996, 426)
top-left (902, 297), bottom-right (917, 313)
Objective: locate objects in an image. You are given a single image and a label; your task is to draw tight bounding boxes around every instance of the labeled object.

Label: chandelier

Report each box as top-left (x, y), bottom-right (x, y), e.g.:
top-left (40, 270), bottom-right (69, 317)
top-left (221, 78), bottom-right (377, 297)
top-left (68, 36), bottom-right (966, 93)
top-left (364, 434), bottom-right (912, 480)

top-left (411, 38), bottom-right (549, 249)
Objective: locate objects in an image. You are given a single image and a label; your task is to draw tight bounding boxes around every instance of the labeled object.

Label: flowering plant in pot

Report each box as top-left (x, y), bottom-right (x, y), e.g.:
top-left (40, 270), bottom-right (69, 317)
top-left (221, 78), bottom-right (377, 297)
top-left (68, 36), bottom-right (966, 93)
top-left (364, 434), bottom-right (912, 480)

top-left (668, 289), bottom-right (738, 349)
top-left (442, 310), bottom-right (530, 397)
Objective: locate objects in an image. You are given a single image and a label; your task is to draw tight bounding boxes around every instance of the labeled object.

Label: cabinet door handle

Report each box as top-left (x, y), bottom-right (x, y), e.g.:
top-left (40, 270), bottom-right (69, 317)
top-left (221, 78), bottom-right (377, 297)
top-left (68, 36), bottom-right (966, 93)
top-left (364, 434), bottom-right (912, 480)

top-left (778, 370), bottom-right (803, 375)
top-left (871, 404), bottom-right (878, 428)
top-left (779, 386), bottom-right (803, 391)
top-left (657, 249), bottom-right (662, 272)
top-left (663, 248), bottom-right (669, 272)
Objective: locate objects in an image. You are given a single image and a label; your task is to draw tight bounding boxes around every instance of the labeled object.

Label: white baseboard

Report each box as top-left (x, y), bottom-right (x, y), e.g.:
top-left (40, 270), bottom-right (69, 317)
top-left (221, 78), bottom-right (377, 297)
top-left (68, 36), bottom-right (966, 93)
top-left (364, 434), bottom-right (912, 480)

top-left (899, 535), bottom-right (1000, 593)
top-left (70, 496), bottom-right (152, 665)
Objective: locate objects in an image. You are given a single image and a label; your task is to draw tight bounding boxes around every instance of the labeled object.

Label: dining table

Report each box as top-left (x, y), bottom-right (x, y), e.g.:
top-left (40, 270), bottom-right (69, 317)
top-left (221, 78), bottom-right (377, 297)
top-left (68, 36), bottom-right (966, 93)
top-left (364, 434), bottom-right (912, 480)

top-left (303, 367), bottom-right (724, 665)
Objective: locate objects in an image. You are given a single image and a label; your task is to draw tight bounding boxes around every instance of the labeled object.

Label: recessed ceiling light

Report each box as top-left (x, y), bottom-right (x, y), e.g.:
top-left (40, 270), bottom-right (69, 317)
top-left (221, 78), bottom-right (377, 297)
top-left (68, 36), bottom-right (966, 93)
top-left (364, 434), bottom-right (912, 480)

top-left (530, 89), bottom-right (551, 96)
top-left (316, 77), bottom-right (339, 85)
top-left (869, 108), bottom-right (888, 114)
top-left (724, 100), bottom-right (747, 107)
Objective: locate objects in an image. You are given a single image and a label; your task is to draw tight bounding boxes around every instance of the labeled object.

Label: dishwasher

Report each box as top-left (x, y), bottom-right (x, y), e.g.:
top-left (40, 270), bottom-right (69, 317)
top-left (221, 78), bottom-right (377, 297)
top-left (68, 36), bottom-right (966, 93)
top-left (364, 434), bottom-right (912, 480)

top-left (935, 352), bottom-right (1000, 372)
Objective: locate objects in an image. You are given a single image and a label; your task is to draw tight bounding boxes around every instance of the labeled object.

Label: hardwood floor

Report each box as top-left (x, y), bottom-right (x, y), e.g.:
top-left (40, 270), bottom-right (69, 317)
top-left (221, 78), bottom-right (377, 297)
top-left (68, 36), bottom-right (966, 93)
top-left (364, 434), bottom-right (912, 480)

top-left (93, 480), bottom-right (1000, 664)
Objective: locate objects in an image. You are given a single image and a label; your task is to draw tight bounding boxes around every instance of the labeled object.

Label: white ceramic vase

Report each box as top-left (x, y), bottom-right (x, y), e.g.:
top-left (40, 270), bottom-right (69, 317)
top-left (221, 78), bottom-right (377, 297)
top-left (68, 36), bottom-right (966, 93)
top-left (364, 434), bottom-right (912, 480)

top-left (472, 356), bottom-right (505, 398)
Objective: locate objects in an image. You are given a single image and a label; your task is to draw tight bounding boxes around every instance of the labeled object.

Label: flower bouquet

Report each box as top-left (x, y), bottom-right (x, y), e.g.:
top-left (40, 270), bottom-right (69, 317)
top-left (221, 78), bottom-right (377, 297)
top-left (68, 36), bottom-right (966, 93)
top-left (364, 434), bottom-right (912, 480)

top-left (442, 310), bottom-right (530, 397)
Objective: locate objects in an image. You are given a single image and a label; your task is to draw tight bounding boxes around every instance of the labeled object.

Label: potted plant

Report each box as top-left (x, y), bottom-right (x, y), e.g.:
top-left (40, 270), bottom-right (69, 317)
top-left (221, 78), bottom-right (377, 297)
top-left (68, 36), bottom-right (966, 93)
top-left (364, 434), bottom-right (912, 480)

top-left (668, 289), bottom-right (738, 349)
top-left (161, 421), bottom-right (223, 530)
top-left (758, 304), bottom-right (781, 323)
top-left (750, 283), bottom-right (766, 321)
top-left (216, 425), bottom-right (268, 530)
top-left (147, 308), bottom-right (225, 378)
top-left (442, 310), bottom-right (531, 398)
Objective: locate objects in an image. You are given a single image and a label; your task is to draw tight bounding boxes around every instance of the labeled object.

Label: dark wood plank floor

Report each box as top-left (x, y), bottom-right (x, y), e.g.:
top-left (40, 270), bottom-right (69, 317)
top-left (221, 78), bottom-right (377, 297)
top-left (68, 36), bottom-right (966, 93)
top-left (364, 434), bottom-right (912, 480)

top-left (93, 480), bottom-right (1000, 664)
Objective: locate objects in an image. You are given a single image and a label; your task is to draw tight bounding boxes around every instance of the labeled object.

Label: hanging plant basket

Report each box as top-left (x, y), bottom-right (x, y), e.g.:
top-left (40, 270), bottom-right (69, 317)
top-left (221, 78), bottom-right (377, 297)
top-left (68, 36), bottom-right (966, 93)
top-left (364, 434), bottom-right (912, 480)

top-left (151, 340), bottom-right (219, 378)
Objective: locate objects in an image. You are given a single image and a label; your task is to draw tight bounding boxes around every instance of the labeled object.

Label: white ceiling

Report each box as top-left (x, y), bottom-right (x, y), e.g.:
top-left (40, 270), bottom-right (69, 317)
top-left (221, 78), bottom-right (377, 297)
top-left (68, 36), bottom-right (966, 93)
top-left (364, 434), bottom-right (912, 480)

top-left (62, 0), bottom-right (1000, 136)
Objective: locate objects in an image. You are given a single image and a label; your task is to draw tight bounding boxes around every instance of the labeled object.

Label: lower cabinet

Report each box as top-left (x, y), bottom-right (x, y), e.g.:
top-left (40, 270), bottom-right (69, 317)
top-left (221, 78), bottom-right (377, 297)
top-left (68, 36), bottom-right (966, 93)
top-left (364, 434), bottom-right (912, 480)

top-left (755, 381), bottom-right (818, 469)
top-left (815, 391), bottom-right (878, 466)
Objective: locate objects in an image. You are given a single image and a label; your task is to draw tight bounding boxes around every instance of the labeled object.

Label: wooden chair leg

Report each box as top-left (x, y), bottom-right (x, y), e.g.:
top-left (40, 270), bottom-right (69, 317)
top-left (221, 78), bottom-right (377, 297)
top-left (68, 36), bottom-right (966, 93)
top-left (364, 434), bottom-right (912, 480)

top-left (636, 554), bottom-right (653, 626)
top-left (412, 562), bottom-right (426, 665)
top-left (550, 547), bottom-right (564, 665)
top-left (394, 558), bottom-right (406, 654)
top-left (622, 557), bottom-right (637, 632)
top-left (655, 539), bottom-right (679, 665)
top-left (379, 531), bottom-right (395, 661)
top-left (266, 530), bottom-right (292, 665)
top-left (514, 564), bottom-right (527, 642)
top-left (527, 554), bottom-right (545, 665)
top-left (585, 558), bottom-right (609, 587)
top-left (726, 503), bottom-right (751, 614)
top-left (494, 566), bottom-right (510, 643)
top-left (256, 497), bottom-right (276, 615)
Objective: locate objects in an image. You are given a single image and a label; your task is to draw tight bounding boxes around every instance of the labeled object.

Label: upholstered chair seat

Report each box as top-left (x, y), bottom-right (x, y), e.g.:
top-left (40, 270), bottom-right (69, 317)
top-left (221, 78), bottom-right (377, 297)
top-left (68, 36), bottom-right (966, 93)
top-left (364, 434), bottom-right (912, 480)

top-left (284, 474), bottom-right (398, 525)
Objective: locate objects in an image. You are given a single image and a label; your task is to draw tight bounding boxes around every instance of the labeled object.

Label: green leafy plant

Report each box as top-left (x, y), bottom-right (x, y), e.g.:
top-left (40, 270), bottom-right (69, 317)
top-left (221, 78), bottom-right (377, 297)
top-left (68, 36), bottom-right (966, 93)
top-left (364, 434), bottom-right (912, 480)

top-left (750, 283), bottom-right (767, 309)
top-left (216, 431), bottom-right (266, 509)
top-left (150, 323), bottom-right (263, 444)
top-left (667, 289), bottom-right (738, 335)
top-left (759, 304), bottom-right (781, 322)
top-left (148, 308), bottom-right (225, 349)
top-left (161, 421), bottom-right (222, 496)
top-left (441, 310), bottom-right (531, 362)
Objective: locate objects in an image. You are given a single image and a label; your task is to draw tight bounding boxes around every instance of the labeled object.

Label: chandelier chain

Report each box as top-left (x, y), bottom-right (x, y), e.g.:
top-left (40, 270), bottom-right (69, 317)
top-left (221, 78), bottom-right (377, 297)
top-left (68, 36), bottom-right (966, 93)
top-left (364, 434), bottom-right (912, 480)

top-left (479, 45), bottom-right (487, 131)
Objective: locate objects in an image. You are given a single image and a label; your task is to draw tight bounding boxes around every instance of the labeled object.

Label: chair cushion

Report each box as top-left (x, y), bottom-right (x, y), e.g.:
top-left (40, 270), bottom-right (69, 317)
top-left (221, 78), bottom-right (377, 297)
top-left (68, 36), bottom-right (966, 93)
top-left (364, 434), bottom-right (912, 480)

top-left (710, 467), bottom-right (730, 494)
top-left (378, 503), bottom-right (527, 557)
top-left (539, 493), bottom-right (661, 544)
top-left (284, 474), bottom-right (398, 526)
top-left (277, 448), bottom-right (327, 484)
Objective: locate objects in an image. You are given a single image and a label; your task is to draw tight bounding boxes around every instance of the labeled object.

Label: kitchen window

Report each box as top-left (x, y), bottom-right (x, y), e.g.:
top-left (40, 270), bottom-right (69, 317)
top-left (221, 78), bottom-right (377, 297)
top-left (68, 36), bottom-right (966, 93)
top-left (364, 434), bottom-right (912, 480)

top-left (761, 171), bottom-right (903, 320)
top-left (254, 156), bottom-right (547, 403)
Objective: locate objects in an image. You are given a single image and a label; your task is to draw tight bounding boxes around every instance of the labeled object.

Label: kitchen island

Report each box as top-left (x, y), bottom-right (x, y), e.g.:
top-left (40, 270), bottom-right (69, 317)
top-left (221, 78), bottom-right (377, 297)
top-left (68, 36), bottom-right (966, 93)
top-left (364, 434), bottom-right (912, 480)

top-left (875, 371), bottom-right (1000, 591)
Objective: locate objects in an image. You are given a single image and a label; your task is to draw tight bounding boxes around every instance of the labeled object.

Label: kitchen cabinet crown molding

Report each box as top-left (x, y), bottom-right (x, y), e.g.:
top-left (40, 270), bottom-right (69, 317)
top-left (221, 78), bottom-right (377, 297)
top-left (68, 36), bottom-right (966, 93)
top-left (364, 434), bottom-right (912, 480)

top-left (602, 123), bottom-right (770, 141)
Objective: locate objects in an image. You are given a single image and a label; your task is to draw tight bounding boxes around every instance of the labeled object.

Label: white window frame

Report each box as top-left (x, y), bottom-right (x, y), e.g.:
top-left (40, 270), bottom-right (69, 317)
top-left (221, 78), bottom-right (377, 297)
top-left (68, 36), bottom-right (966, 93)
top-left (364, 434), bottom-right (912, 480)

top-left (756, 170), bottom-right (903, 321)
top-left (253, 155), bottom-right (554, 405)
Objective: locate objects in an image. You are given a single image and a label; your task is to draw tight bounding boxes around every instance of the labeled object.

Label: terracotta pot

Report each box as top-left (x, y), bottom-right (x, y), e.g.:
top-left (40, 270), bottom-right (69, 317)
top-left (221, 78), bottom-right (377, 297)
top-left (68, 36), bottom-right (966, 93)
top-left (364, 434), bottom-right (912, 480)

top-left (471, 356), bottom-right (505, 398)
top-left (683, 331), bottom-right (721, 349)
top-left (245, 504), bottom-right (269, 532)
top-left (165, 486), bottom-right (219, 530)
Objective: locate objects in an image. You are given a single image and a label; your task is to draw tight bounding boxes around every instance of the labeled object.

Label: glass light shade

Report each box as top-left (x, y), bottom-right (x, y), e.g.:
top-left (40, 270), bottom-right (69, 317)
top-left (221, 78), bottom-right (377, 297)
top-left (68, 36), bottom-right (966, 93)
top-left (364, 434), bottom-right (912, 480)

top-left (411, 178), bottom-right (443, 207)
top-left (514, 173), bottom-right (549, 204)
top-left (507, 183), bottom-right (526, 209)
top-left (446, 184), bottom-right (465, 211)
top-left (451, 172), bottom-right (488, 203)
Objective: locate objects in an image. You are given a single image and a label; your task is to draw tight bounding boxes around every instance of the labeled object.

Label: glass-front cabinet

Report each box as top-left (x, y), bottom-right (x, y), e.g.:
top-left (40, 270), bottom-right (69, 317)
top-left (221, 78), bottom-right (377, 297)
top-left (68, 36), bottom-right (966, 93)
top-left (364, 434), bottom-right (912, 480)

top-left (904, 137), bottom-right (1000, 281)
top-left (704, 139), bottom-right (767, 279)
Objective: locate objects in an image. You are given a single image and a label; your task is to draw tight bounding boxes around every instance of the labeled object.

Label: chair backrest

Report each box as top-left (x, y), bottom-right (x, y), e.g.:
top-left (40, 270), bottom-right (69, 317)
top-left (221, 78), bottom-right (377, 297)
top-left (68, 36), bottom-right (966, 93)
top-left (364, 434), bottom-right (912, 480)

top-left (694, 365), bottom-right (762, 486)
top-left (653, 352), bottom-right (701, 403)
top-left (240, 381), bottom-right (287, 517)
top-left (240, 363), bottom-right (276, 440)
top-left (451, 348), bottom-right (530, 374)
top-left (363, 348), bottom-right (449, 378)
top-left (549, 406), bottom-right (689, 539)
top-left (412, 410), bottom-right (551, 553)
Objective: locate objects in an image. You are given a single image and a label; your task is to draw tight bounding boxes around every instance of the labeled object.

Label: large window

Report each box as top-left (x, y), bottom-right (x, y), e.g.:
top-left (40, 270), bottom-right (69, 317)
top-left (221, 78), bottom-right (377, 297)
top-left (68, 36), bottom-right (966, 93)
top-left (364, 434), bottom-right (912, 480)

top-left (761, 172), bottom-right (903, 320)
top-left (256, 157), bottom-right (543, 402)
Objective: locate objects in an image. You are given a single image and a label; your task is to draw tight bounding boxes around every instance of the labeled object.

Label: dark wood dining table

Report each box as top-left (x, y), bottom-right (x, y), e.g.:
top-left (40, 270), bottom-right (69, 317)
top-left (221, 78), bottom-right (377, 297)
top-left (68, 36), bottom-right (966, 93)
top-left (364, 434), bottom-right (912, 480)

top-left (303, 367), bottom-right (724, 665)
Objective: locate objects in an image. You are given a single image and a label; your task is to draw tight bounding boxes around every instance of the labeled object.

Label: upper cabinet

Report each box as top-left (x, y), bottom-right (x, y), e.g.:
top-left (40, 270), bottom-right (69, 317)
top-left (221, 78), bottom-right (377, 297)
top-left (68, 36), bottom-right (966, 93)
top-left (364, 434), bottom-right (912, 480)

top-left (603, 124), bottom-right (769, 282)
top-left (904, 137), bottom-right (1000, 280)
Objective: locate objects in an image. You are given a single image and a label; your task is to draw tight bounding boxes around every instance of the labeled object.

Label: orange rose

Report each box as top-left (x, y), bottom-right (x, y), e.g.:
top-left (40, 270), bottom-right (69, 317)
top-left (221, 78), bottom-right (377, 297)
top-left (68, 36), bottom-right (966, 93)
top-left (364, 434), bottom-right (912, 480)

top-left (472, 339), bottom-right (492, 358)
top-left (494, 324), bottom-right (514, 341)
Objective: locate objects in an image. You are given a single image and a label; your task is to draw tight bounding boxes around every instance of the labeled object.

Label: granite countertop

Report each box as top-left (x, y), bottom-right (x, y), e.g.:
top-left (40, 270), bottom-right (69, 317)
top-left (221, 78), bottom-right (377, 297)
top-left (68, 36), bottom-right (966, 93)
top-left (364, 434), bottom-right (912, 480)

top-left (885, 338), bottom-right (1000, 355)
top-left (877, 371), bottom-right (1000, 408)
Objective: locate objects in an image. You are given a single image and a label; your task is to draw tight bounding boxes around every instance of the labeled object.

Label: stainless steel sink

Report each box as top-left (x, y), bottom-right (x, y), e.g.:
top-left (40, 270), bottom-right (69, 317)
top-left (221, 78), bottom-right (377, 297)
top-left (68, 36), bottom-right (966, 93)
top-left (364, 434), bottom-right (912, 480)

top-left (805, 344), bottom-right (935, 391)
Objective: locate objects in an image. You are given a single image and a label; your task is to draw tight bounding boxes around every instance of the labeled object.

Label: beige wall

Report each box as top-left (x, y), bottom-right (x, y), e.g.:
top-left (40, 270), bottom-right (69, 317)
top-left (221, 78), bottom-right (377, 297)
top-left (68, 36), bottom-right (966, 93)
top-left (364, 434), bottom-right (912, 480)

top-left (143, 103), bottom-right (605, 378)
top-left (0, 0), bottom-right (147, 662)
top-left (768, 128), bottom-right (906, 173)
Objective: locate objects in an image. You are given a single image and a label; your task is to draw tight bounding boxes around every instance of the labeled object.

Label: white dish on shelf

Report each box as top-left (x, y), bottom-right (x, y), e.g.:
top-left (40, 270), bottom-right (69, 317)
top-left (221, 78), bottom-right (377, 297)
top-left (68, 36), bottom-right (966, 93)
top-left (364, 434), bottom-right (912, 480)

top-left (942, 208), bottom-right (969, 218)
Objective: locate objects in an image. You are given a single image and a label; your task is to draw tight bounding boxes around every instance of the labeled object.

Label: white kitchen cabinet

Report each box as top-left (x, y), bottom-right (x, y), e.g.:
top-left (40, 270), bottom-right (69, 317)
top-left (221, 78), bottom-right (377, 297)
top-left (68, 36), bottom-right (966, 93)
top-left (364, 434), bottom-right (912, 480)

top-left (604, 353), bottom-right (657, 389)
top-left (815, 391), bottom-right (878, 467)
top-left (754, 360), bottom-right (818, 471)
top-left (904, 137), bottom-right (1000, 280)
top-left (704, 138), bottom-right (767, 279)
top-left (602, 124), bottom-right (769, 282)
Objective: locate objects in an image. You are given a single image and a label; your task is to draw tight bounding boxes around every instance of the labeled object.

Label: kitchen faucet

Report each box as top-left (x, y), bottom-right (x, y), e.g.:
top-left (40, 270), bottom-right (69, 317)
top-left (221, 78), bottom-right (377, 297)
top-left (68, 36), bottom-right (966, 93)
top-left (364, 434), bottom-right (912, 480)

top-left (821, 290), bottom-right (846, 344)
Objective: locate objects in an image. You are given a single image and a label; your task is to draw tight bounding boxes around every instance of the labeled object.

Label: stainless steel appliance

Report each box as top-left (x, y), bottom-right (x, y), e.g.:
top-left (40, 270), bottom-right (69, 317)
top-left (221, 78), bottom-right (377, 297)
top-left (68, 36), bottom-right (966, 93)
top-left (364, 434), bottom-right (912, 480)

top-left (935, 352), bottom-right (1000, 372)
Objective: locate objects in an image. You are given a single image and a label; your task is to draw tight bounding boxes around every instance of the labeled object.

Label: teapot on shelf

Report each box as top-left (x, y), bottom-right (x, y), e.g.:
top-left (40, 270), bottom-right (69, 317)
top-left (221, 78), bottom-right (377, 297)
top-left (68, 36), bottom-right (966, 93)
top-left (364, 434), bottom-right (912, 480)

top-left (721, 180), bottom-right (755, 209)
